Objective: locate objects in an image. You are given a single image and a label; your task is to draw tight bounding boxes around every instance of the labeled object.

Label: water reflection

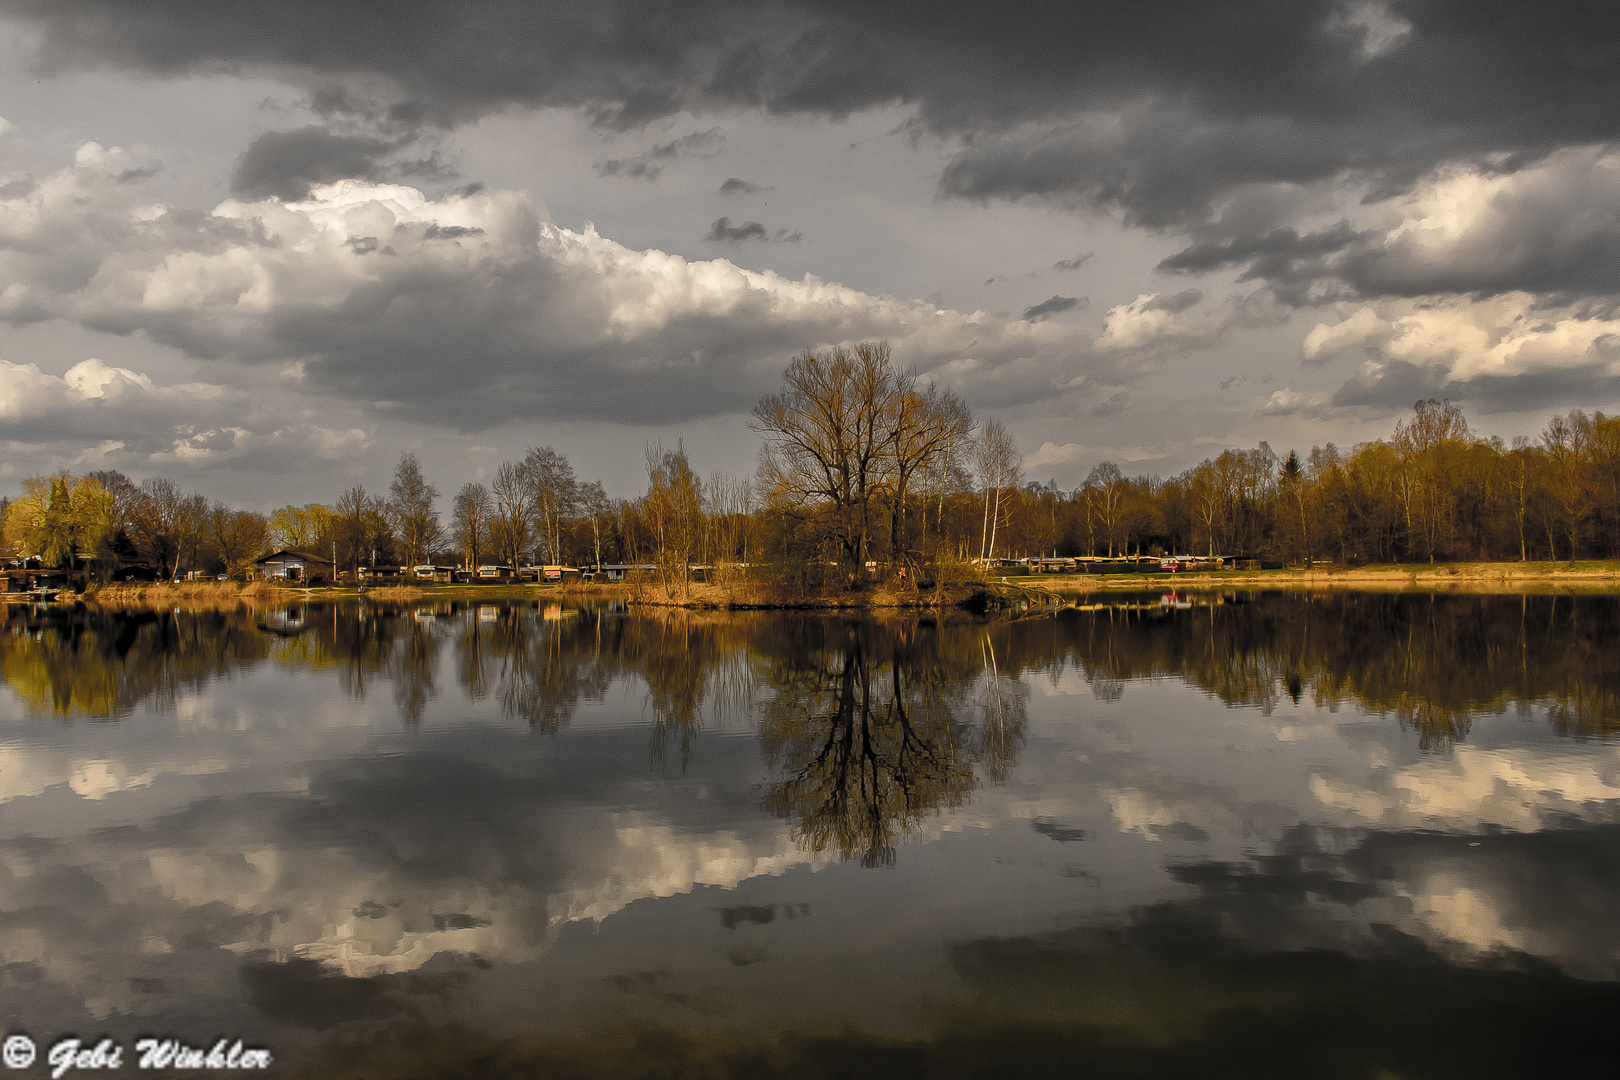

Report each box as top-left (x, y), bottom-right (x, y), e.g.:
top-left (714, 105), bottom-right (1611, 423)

top-left (1, 604), bottom-right (273, 717)
top-left (8, 593), bottom-right (1615, 745)
top-left (3, 593), bottom-right (1620, 1076)
top-left (757, 621), bottom-right (1023, 867)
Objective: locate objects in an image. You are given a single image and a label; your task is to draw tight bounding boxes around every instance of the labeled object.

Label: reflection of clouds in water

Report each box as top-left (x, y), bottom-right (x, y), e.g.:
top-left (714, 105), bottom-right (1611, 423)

top-left (1162, 823), bottom-right (1620, 980)
top-left (0, 737), bottom-right (813, 1031)
top-left (1405, 884), bottom-right (1531, 957)
top-left (69, 759), bottom-right (159, 799)
top-left (3, 597), bottom-right (1620, 1057)
top-left (1106, 789), bottom-right (1181, 840)
top-left (1312, 743), bottom-right (1620, 831)
top-left (553, 817), bottom-right (820, 924)
top-left (0, 745), bottom-right (248, 805)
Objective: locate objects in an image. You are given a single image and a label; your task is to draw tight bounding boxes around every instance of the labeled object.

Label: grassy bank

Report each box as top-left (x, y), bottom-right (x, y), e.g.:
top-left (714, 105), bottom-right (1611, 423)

top-left (58, 560), bottom-right (1620, 613)
top-left (76, 580), bottom-right (638, 604)
top-left (1029, 559), bottom-right (1620, 594)
top-left (83, 580), bottom-right (295, 608)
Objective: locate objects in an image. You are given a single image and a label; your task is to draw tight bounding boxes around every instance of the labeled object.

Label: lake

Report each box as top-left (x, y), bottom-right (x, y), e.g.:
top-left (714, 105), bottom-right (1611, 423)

top-left (2, 592), bottom-right (1619, 1078)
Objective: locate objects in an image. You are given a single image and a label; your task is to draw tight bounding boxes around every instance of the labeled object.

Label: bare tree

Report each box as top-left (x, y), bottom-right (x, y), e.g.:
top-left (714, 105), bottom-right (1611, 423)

top-left (127, 477), bottom-right (187, 579)
top-left (885, 379), bottom-right (972, 569)
top-left (490, 461), bottom-right (534, 568)
top-left (754, 343), bottom-right (899, 574)
top-left (452, 482), bottom-right (494, 571)
top-left (643, 442), bottom-right (702, 598)
top-left (576, 479), bottom-right (611, 570)
top-left (210, 501), bottom-right (268, 578)
top-left (388, 451), bottom-right (440, 569)
top-left (87, 470), bottom-right (140, 537)
top-left (975, 419), bottom-right (1021, 561)
top-left (334, 484), bottom-right (390, 576)
top-left (524, 446), bottom-right (578, 564)
top-left (178, 493), bottom-right (209, 577)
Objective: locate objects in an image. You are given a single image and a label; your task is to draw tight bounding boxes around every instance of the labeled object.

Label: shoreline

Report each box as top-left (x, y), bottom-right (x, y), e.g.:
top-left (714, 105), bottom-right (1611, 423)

top-left (42, 559), bottom-right (1620, 612)
top-left (1035, 559), bottom-right (1620, 595)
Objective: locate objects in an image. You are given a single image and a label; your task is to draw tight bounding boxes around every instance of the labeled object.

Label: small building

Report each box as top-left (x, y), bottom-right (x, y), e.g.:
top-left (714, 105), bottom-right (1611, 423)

top-left (255, 549), bottom-right (334, 583)
top-left (3, 567), bottom-right (69, 597)
top-left (599, 564), bottom-right (656, 582)
top-left (412, 565), bottom-right (455, 582)
top-left (476, 565), bottom-right (515, 581)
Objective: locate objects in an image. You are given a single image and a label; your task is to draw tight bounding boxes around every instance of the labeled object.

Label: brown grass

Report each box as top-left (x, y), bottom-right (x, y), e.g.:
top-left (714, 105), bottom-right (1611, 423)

top-left (85, 580), bottom-right (297, 609)
top-left (629, 578), bottom-right (1018, 610)
top-left (241, 580), bottom-right (296, 598)
top-left (363, 585), bottom-right (425, 600)
top-left (1036, 559), bottom-right (1620, 595)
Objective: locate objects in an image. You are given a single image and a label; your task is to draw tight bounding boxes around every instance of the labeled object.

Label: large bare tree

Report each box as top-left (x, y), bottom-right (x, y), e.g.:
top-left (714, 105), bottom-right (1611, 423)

top-left (754, 344), bottom-right (895, 572)
top-left (754, 341), bottom-right (972, 577)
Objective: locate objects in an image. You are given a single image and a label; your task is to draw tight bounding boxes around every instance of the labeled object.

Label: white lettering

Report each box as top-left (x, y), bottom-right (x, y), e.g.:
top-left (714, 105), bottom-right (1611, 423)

top-left (133, 1037), bottom-right (271, 1071)
top-left (46, 1039), bottom-right (120, 1079)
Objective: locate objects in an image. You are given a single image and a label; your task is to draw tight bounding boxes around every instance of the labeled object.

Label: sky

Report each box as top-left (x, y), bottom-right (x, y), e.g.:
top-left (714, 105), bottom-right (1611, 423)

top-left (1, 0), bottom-right (1619, 508)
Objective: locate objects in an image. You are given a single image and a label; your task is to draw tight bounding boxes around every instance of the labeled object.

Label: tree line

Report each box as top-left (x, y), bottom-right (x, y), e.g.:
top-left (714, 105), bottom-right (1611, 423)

top-left (5, 345), bottom-right (1620, 581)
top-left (1056, 399), bottom-right (1620, 564)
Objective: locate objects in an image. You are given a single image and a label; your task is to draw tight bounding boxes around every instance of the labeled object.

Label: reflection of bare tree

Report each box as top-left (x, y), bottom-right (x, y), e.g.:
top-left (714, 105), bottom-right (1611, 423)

top-left (976, 636), bottom-right (1027, 782)
top-left (640, 617), bottom-right (708, 770)
top-left (455, 612), bottom-right (493, 701)
top-left (387, 618), bottom-right (443, 724)
top-left (487, 608), bottom-right (611, 732)
top-left (758, 623), bottom-right (1016, 867)
top-left (1088, 671), bottom-right (1125, 702)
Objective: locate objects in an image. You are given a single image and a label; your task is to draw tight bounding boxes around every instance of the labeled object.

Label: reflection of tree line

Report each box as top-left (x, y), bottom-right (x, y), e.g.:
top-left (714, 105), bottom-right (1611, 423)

top-left (1032, 593), bottom-right (1620, 749)
top-left (0, 604), bottom-right (274, 717)
top-left (24, 596), bottom-right (1616, 852)
top-left (0, 602), bottom-right (1028, 868)
top-left (9, 593), bottom-right (1617, 757)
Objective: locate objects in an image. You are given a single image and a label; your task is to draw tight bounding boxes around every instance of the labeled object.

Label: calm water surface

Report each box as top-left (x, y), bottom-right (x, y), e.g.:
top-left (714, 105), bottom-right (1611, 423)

top-left (3, 592), bottom-right (1619, 1078)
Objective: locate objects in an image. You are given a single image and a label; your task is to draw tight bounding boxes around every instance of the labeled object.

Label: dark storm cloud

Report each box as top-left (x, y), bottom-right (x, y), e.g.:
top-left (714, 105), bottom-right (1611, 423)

top-left (1158, 148), bottom-right (1620, 306)
top-left (1328, 358), bottom-right (1620, 415)
top-left (1052, 253), bottom-right (1092, 272)
top-left (0, 149), bottom-right (1101, 432)
top-left (232, 125), bottom-right (459, 201)
top-left (1142, 289), bottom-right (1203, 314)
top-left (1020, 295), bottom-right (1081, 322)
top-left (719, 177), bottom-right (772, 196)
top-left (11, 1), bottom-right (1620, 217)
top-left (1089, 390), bottom-right (1129, 417)
top-left (594, 128), bottom-right (723, 181)
top-left (233, 126), bottom-right (399, 200)
top-left (706, 217), bottom-right (768, 243)
top-left (705, 216), bottom-right (799, 243)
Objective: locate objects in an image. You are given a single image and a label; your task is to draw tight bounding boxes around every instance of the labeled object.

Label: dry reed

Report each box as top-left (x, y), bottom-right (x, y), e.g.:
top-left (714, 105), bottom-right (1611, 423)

top-left (85, 580), bottom-right (293, 609)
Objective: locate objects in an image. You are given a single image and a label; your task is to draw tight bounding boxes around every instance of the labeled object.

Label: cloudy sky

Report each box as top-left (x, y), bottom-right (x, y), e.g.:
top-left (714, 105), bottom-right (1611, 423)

top-left (2, 0), bottom-right (1619, 506)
